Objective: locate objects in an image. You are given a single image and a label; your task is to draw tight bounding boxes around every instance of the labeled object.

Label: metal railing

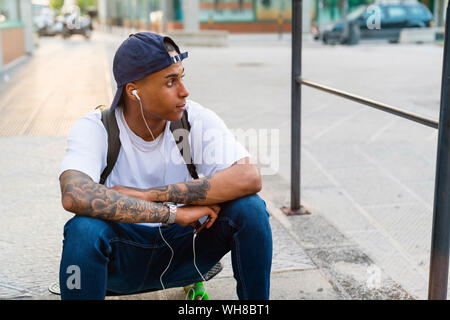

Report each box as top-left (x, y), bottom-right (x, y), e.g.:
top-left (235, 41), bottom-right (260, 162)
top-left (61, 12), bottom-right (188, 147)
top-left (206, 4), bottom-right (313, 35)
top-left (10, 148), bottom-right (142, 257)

top-left (289, 0), bottom-right (450, 299)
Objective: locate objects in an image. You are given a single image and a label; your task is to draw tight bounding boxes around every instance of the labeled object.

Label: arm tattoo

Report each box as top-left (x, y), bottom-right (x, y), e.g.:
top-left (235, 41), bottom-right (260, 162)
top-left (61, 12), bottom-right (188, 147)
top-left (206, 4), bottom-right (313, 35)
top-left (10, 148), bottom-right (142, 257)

top-left (60, 170), bottom-right (169, 223)
top-left (147, 176), bottom-right (212, 204)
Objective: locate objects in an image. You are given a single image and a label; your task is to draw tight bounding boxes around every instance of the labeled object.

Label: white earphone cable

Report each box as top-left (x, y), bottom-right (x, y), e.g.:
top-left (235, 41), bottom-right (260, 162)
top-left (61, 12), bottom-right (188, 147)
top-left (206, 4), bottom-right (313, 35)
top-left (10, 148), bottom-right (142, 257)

top-left (134, 91), bottom-right (205, 300)
top-left (185, 233), bottom-right (207, 300)
top-left (135, 92), bottom-right (174, 292)
top-left (158, 225), bottom-right (174, 291)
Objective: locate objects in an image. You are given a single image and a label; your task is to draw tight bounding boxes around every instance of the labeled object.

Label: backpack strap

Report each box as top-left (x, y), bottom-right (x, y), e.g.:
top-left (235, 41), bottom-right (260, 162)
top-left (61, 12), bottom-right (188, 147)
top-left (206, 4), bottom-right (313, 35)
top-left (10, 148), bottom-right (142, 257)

top-left (99, 107), bottom-right (121, 185)
top-left (170, 109), bottom-right (199, 180)
top-left (98, 106), bottom-right (199, 185)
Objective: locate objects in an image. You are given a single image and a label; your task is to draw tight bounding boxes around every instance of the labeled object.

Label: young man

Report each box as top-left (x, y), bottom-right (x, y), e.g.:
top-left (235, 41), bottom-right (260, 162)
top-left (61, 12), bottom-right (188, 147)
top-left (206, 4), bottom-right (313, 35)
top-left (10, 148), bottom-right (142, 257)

top-left (58, 32), bottom-right (272, 300)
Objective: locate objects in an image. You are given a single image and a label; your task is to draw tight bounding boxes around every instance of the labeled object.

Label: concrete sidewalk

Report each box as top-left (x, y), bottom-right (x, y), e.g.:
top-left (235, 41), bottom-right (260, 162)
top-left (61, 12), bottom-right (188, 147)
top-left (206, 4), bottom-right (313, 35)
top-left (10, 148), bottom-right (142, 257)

top-left (0, 135), bottom-right (411, 300)
top-left (0, 134), bottom-right (332, 300)
top-left (0, 30), bottom-right (438, 300)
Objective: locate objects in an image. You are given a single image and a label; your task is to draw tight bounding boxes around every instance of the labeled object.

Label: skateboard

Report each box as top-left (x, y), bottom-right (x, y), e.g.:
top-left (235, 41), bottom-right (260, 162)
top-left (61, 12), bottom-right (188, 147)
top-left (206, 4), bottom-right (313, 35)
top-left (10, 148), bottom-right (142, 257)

top-left (49, 261), bottom-right (223, 299)
top-left (183, 261), bottom-right (223, 300)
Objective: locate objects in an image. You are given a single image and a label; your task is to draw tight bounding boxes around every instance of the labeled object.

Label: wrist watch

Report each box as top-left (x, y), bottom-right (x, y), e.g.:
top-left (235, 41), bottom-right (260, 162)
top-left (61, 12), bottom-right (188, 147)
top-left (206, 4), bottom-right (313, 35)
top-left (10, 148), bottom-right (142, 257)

top-left (164, 202), bottom-right (177, 225)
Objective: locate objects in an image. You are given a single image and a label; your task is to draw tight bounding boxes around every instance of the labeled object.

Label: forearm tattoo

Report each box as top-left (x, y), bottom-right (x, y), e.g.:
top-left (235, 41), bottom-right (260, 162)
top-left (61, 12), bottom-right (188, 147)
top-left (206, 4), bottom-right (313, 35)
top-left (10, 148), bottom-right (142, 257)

top-left (148, 177), bottom-right (212, 204)
top-left (60, 170), bottom-right (169, 223)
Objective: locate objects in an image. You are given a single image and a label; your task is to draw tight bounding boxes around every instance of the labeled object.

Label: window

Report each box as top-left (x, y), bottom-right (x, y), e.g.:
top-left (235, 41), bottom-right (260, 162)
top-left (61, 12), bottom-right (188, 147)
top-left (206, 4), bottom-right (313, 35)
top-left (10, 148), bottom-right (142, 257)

top-left (387, 6), bottom-right (407, 19)
top-left (261, 0), bottom-right (271, 8)
top-left (407, 5), bottom-right (432, 19)
top-left (0, 0), bottom-right (20, 24)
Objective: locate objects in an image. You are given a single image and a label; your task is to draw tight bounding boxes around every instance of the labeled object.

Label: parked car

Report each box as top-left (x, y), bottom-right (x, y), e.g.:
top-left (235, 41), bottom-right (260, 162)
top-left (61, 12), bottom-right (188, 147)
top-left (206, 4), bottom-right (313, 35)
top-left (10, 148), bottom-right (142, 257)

top-left (34, 7), bottom-right (63, 37)
top-left (61, 5), bottom-right (93, 39)
top-left (319, 1), bottom-right (433, 45)
top-left (61, 13), bottom-right (92, 39)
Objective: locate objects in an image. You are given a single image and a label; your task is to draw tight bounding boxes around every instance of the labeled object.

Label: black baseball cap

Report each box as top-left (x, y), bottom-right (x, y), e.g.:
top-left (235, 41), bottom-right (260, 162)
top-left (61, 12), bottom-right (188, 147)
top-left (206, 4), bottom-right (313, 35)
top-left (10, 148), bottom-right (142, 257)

top-left (110, 32), bottom-right (188, 110)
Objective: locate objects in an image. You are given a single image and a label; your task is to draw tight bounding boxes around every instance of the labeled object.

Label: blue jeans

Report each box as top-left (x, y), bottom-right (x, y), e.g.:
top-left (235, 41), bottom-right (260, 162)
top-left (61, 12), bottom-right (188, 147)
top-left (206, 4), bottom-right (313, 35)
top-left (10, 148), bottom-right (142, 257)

top-left (59, 194), bottom-right (273, 300)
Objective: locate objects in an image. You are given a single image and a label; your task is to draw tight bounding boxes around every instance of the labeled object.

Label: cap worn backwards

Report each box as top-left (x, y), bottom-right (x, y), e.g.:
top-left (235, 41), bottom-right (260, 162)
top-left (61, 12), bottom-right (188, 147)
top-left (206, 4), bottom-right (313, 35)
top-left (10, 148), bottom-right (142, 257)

top-left (110, 32), bottom-right (188, 110)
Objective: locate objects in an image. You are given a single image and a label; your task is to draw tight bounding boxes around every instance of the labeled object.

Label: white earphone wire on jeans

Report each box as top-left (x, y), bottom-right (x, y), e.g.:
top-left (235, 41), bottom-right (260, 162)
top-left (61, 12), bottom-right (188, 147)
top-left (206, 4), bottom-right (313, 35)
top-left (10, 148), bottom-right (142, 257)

top-left (133, 90), bottom-right (206, 299)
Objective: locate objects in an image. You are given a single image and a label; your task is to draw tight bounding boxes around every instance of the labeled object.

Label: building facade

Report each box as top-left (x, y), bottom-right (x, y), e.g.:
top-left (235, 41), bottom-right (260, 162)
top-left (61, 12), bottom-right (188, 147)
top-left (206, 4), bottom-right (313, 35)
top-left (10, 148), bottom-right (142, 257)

top-left (97, 0), bottom-right (313, 33)
top-left (97, 0), bottom-right (446, 35)
top-left (0, 0), bottom-right (34, 72)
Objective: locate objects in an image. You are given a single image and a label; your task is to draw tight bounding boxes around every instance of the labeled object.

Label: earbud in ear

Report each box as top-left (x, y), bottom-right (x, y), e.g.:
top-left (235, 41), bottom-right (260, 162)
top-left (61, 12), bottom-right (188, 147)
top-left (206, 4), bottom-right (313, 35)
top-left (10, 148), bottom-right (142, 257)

top-left (132, 89), bottom-right (140, 100)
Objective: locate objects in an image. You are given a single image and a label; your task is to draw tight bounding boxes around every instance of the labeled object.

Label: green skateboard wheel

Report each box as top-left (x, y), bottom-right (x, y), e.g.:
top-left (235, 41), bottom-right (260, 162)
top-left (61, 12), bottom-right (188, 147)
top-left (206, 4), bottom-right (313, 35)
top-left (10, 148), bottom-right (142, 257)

top-left (184, 282), bottom-right (209, 300)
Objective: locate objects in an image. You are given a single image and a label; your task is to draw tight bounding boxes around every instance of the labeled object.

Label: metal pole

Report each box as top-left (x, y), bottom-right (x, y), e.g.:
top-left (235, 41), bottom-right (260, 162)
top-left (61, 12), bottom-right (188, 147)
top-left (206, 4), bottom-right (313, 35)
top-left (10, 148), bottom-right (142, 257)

top-left (341, 0), bottom-right (348, 44)
top-left (285, 0), bottom-right (309, 215)
top-left (300, 78), bottom-right (439, 129)
top-left (290, 0), bottom-right (302, 212)
top-left (428, 1), bottom-right (450, 300)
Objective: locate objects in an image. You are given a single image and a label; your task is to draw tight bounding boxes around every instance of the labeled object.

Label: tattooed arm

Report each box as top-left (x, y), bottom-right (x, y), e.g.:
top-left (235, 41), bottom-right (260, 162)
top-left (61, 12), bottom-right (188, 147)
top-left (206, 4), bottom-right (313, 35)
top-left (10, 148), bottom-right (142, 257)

top-left (59, 169), bottom-right (171, 223)
top-left (111, 157), bottom-right (262, 205)
top-left (60, 170), bottom-right (221, 226)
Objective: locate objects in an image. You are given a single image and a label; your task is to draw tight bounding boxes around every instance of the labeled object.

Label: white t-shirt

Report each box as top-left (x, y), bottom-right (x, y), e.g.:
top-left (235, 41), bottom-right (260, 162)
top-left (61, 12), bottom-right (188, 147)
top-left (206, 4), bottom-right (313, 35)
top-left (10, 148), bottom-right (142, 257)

top-left (59, 99), bottom-right (250, 227)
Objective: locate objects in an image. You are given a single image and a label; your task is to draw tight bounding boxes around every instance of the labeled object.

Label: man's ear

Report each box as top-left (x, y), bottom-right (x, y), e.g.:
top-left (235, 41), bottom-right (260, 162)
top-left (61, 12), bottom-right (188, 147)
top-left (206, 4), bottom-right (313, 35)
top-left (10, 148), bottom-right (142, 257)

top-left (125, 83), bottom-right (139, 101)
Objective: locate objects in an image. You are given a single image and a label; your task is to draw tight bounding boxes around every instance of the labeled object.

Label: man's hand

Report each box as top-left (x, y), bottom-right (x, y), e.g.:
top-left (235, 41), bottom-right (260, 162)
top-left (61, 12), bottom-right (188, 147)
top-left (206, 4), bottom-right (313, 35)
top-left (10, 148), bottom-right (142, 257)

top-left (109, 184), bottom-right (220, 229)
top-left (110, 185), bottom-right (220, 229)
top-left (176, 204), bottom-right (221, 229)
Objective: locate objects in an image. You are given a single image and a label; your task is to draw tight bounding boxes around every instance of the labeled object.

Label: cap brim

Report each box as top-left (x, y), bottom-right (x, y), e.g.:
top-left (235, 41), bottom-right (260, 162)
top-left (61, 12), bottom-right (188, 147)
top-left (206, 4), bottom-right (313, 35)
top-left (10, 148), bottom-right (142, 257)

top-left (110, 85), bottom-right (124, 110)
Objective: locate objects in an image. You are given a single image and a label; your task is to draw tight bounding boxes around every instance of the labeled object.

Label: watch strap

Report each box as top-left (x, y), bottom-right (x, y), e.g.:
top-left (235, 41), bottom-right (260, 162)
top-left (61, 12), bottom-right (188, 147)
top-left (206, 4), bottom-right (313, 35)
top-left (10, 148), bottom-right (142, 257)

top-left (165, 203), bottom-right (177, 224)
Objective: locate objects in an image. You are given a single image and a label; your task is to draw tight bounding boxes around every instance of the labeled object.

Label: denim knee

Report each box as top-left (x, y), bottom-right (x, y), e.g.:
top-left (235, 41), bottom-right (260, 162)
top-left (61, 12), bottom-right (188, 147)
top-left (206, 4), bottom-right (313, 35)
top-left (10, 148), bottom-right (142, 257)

top-left (63, 215), bottom-right (113, 255)
top-left (222, 194), bottom-right (270, 231)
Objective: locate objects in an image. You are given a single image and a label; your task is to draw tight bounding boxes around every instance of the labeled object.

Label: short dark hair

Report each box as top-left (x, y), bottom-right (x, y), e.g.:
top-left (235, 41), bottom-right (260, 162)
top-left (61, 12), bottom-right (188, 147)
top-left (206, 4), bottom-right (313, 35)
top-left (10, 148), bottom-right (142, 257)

top-left (164, 38), bottom-right (178, 53)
